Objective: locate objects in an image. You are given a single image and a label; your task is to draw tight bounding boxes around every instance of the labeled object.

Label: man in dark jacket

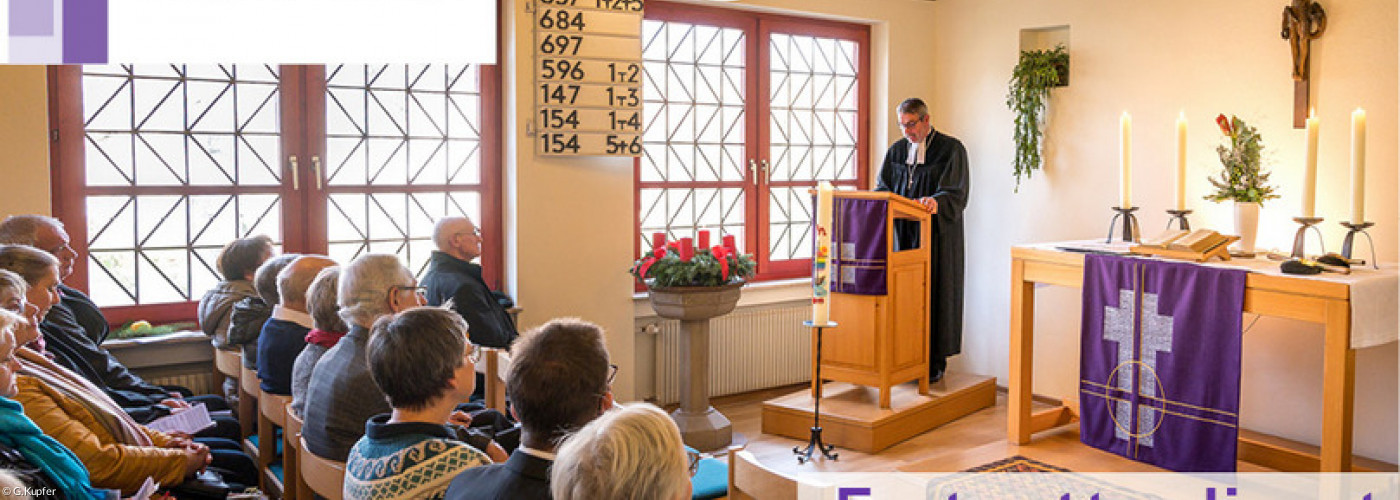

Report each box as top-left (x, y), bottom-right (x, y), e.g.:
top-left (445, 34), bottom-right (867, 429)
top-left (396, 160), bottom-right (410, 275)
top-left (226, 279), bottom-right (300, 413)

top-left (444, 318), bottom-right (614, 500)
top-left (0, 215), bottom-right (241, 439)
top-left (421, 216), bottom-right (517, 350)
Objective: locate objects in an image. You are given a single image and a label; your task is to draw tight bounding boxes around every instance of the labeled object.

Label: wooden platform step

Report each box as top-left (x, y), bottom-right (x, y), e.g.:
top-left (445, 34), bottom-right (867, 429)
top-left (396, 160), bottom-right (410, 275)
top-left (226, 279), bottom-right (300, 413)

top-left (761, 372), bottom-right (997, 453)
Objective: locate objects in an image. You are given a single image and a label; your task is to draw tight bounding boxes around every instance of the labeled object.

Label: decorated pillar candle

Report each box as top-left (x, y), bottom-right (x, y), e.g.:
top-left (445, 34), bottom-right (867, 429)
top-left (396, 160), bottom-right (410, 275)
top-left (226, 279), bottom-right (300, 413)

top-left (651, 232), bottom-right (666, 250)
top-left (1303, 112), bottom-right (1319, 218)
top-left (1350, 108), bottom-right (1366, 222)
top-left (1120, 111), bottom-right (1133, 208)
top-left (678, 237), bottom-right (694, 262)
top-left (1176, 112), bottom-right (1187, 211)
top-left (698, 230), bottom-right (710, 249)
top-left (812, 181), bottom-right (834, 325)
top-left (723, 234), bottom-right (738, 253)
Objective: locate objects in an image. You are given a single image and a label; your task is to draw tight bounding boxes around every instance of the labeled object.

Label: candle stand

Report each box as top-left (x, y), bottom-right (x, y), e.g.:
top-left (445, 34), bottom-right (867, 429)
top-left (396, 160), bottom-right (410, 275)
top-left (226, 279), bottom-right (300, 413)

top-left (1105, 207), bottom-right (1141, 243)
top-left (794, 320), bottom-right (839, 464)
top-left (1290, 217), bottom-right (1325, 258)
top-left (1165, 209), bottom-right (1192, 230)
top-left (1340, 221), bottom-right (1379, 269)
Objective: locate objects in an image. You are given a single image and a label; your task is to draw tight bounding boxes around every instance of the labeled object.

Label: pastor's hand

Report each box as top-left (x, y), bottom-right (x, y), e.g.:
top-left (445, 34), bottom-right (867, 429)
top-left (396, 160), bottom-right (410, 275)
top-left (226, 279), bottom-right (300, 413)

top-left (919, 197), bottom-right (938, 214)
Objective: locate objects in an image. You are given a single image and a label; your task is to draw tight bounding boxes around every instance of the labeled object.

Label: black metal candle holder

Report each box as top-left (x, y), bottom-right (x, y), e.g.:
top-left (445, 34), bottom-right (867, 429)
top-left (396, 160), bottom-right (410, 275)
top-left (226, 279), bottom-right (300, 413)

top-left (1340, 221), bottom-right (1379, 269)
top-left (1105, 207), bottom-right (1141, 243)
top-left (1165, 209), bottom-right (1192, 231)
top-left (1290, 217), bottom-right (1325, 258)
top-left (795, 320), bottom-right (839, 464)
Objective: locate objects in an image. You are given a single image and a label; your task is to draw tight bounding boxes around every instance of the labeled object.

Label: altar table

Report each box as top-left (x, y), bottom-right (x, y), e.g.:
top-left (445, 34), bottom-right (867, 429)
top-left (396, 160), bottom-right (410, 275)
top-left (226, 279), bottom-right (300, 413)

top-left (1008, 242), bottom-right (1397, 472)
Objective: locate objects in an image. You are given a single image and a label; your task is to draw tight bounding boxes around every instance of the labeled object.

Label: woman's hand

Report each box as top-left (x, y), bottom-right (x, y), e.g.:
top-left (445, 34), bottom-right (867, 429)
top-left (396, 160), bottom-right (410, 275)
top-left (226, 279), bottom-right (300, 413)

top-left (182, 446), bottom-right (211, 477)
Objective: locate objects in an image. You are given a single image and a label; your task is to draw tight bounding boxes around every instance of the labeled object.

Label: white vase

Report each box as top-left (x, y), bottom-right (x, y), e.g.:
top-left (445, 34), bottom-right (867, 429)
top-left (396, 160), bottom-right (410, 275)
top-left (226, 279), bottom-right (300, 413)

top-left (1233, 201), bottom-right (1260, 254)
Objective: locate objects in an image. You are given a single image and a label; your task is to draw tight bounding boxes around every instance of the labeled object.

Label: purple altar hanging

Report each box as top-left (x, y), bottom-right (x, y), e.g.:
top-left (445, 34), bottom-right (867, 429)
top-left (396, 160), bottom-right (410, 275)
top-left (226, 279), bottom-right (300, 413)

top-left (1079, 254), bottom-right (1246, 472)
top-left (830, 198), bottom-right (887, 295)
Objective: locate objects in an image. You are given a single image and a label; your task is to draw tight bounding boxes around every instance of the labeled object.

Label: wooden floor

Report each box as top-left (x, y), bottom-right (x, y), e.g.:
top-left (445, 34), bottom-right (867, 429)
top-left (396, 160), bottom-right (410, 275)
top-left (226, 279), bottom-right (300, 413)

top-left (694, 384), bottom-right (1396, 477)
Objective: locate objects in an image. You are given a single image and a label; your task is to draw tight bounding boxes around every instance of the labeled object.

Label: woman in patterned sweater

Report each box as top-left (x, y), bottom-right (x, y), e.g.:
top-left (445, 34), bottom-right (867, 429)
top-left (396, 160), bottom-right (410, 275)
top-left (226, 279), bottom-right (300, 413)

top-left (344, 307), bottom-right (493, 499)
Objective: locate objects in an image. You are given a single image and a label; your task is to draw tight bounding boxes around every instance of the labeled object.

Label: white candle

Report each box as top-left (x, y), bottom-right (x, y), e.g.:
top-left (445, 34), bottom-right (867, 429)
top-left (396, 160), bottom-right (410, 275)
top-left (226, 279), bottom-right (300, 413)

top-left (1120, 112), bottom-right (1132, 208)
top-left (1303, 111), bottom-right (1319, 218)
top-left (813, 181), bottom-right (834, 325)
top-left (1176, 112), bottom-right (1187, 211)
top-left (1350, 108), bottom-right (1366, 222)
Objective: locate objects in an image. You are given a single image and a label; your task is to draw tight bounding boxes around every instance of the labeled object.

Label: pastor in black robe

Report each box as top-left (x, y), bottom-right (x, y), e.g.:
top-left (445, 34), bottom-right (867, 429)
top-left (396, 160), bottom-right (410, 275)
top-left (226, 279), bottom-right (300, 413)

top-left (874, 129), bottom-right (969, 377)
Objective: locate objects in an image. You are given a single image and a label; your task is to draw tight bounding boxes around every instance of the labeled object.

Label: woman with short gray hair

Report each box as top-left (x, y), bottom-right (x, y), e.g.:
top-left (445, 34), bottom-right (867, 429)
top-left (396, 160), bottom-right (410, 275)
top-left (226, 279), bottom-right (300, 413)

top-left (289, 266), bottom-right (345, 416)
top-left (550, 403), bottom-right (691, 500)
top-left (338, 254), bottom-right (417, 328)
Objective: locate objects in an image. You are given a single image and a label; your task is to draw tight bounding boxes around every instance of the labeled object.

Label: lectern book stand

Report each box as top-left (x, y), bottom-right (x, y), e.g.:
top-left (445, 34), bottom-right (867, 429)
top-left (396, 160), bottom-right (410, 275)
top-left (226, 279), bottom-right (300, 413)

top-left (761, 191), bottom-right (996, 453)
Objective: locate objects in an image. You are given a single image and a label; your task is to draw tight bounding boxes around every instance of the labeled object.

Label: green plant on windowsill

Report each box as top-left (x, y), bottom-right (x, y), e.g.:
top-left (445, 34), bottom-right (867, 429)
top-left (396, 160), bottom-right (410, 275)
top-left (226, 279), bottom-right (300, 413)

top-left (110, 320), bottom-right (197, 340)
top-left (1006, 44), bottom-right (1069, 191)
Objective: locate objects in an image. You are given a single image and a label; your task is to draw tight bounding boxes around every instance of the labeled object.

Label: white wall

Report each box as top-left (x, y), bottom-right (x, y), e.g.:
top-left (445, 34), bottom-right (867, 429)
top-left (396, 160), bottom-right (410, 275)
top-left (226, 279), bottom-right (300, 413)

top-left (929, 0), bottom-right (1398, 463)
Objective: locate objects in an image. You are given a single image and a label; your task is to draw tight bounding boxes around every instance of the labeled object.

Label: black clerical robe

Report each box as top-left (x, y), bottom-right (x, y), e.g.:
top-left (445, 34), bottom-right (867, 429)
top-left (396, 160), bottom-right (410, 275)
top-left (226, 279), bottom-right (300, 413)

top-left (874, 130), bottom-right (969, 373)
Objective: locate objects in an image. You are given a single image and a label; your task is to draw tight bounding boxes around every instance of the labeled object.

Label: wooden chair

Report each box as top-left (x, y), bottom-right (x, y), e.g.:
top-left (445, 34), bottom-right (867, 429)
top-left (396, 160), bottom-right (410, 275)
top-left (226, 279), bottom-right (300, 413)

top-left (259, 390), bottom-right (291, 498)
top-left (299, 436), bottom-right (345, 500)
top-left (213, 348), bottom-right (240, 398)
top-left (728, 449), bottom-right (798, 500)
top-left (239, 364), bottom-right (261, 453)
top-left (481, 348), bottom-right (511, 413)
top-left (285, 410), bottom-right (310, 500)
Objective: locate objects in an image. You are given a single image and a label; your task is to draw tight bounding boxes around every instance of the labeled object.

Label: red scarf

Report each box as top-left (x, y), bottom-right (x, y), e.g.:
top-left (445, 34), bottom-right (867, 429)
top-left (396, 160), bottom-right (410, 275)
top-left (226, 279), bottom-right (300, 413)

top-left (303, 328), bottom-right (346, 348)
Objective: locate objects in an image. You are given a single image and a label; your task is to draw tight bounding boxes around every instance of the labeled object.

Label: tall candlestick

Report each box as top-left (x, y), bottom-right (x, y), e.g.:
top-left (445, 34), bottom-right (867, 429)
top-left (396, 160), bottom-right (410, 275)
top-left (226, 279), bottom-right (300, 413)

top-left (1303, 111), bottom-right (1319, 218)
top-left (1176, 112), bottom-right (1187, 211)
top-left (1350, 108), bottom-right (1366, 222)
top-left (1120, 111), bottom-right (1132, 208)
top-left (812, 181), bottom-right (834, 325)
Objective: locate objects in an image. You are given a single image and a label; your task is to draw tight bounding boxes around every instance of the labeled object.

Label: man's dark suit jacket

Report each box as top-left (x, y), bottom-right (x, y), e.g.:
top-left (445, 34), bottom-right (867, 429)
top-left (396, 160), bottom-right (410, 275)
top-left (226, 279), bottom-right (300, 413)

top-left (444, 450), bottom-right (552, 500)
top-left (421, 251), bottom-right (517, 349)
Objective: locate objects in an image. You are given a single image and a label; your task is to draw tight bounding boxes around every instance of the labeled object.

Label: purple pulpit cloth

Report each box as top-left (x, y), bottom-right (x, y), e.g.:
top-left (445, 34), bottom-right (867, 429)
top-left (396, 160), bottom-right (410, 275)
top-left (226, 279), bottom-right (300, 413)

top-left (830, 197), bottom-right (887, 295)
top-left (1079, 254), bottom-right (1246, 472)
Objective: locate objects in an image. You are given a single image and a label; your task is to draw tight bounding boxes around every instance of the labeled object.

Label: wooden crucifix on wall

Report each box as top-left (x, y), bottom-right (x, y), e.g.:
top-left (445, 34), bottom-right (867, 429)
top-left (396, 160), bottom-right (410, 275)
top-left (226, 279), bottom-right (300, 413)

top-left (1282, 0), bottom-right (1327, 128)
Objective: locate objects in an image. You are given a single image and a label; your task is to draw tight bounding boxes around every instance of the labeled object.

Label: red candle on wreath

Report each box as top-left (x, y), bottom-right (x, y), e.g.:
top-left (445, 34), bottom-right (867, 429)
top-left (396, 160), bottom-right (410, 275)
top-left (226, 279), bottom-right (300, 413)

top-left (679, 237), bottom-right (694, 262)
top-left (651, 232), bottom-right (666, 250)
top-left (723, 234), bottom-right (737, 253)
top-left (698, 230), bottom-right (710, 249)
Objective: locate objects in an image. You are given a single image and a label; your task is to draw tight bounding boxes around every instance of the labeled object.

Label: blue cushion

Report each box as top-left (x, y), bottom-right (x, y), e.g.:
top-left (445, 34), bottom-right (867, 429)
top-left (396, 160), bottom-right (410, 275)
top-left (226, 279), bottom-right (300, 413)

top-left (247, 429), bottom-right (285, 460)
top-left (269, 463), bottom-right (284, 482)
top-left (685, 446), bottom-right (728, 500)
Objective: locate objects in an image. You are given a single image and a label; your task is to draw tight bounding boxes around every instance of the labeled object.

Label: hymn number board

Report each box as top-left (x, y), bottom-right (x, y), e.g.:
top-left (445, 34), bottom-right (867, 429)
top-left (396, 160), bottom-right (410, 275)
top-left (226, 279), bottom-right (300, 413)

top-left (534, 0), bottom-right (644, 156)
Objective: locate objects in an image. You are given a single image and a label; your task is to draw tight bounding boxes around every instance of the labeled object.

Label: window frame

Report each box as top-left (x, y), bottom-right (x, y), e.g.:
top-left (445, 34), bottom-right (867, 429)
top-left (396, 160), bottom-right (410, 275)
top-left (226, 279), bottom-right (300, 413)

top-left (635, 1), bottom-right (870, 287)
top-left (47, 64), bottom-right (503, 327)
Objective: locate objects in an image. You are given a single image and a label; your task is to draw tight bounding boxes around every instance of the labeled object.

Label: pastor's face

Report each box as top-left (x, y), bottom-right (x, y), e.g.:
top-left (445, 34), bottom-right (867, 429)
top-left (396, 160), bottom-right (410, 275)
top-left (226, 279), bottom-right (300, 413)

top-left (899, 112), bottom-right (930, 143)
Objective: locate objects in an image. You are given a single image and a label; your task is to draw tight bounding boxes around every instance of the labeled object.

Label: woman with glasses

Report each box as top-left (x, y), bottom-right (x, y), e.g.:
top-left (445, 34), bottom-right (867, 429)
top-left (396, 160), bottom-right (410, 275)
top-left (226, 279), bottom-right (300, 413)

top-left (550, 403), bottom-right (692, 500)
top-left (343, 307), bottom-right (496, 500)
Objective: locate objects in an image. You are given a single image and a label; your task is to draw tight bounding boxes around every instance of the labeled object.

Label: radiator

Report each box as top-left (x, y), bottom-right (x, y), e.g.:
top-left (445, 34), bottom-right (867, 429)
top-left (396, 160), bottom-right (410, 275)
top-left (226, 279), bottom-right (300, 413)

top-left (148, 372), bottom-right (218, 397)
top-left (652, 303), bottom-right (811, 405)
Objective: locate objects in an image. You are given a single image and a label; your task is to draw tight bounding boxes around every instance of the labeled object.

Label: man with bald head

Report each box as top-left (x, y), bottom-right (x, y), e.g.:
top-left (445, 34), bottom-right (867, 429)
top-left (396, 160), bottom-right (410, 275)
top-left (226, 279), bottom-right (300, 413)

top-left (257, 254), bottom-right (336, 395)
top-left (421, 216), bottom-right (517, 349)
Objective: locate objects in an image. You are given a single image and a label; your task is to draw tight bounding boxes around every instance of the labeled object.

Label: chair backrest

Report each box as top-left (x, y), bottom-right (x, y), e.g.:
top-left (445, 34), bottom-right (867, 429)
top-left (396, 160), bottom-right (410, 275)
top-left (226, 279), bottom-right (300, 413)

top-left (215, 349), bottom-right (242, 378)
top-left (285, 407), bottom-right (304, 445)
top-left (729, 450), bottom-right (797, 500)
top-left (482, 348), bottom-right (511, 412)
top-left (260, 392), bottom-right (291, 427)
top-left (284, 408), bottom-right (304, 500)
top-left (240, 363), bottom-right (260, 396)
top-left (299, 436), bottom-right (345, 500)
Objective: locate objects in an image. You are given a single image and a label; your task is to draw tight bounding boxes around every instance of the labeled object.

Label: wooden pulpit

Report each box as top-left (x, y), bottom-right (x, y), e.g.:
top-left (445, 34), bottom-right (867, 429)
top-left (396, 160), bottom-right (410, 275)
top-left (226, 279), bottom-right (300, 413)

top-left (817, 191), bottom-right (931, 409)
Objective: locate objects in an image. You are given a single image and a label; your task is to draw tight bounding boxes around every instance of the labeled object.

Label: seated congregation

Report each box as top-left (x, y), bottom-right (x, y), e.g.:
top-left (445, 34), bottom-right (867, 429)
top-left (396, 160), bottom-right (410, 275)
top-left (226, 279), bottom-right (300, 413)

top-left (0, 214), bottom-right (698, 500)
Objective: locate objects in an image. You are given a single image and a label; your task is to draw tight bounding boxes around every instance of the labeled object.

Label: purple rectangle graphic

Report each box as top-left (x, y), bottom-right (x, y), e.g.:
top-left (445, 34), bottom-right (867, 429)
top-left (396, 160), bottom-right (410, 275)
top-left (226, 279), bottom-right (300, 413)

top-left (63, 0), bottom-right (107, 63)
top-left (10, 0), bottom-right (56, 36)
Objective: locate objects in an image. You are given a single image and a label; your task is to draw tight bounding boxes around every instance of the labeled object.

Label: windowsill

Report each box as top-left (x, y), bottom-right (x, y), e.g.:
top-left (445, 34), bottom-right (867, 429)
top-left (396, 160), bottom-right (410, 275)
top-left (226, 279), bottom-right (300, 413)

top-left (104, 331), bottom-right (213, 370)
top-left (632, 278), bottom-right (809, 318)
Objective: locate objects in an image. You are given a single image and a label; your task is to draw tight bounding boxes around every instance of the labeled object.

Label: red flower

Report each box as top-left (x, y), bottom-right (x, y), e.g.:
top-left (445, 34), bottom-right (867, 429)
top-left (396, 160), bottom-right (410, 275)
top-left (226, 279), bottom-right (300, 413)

top-left (653, 247), bottom-right (666, 258)
top-left (1215, 114), bottom-right (1233, 136)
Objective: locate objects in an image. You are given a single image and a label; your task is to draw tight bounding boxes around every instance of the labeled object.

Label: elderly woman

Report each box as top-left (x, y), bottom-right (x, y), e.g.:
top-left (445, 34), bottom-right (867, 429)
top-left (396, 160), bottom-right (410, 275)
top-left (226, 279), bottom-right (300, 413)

top-left (343, 307), bottom-right (493, 499)
top-left (0, 299), bottom-right (110, 499)
top-left (290, 265), bottom-right (345, 417)
top-left (550, 403), bottom-right (692, 500)
top-left (0, 245), bottom-right (256, 493)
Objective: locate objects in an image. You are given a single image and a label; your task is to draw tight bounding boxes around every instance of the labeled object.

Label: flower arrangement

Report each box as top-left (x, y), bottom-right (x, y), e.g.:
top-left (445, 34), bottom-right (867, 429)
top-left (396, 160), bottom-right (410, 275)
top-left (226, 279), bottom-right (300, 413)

top-left (1204, 114), bottom-right (1280, 205)
top-left (631, 233), bottom-right (756, 288)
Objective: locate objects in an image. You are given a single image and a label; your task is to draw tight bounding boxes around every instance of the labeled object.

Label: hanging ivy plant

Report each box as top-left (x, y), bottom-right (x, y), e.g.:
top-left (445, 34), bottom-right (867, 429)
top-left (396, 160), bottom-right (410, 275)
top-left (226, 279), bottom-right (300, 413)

top-left (1005, 44), bottom-right (1068, 191)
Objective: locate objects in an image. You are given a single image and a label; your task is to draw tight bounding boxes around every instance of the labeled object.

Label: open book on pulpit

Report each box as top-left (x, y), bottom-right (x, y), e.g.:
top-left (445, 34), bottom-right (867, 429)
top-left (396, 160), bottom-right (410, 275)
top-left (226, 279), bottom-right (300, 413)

top-left (1133, 228), bottom-right (1239, 261)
